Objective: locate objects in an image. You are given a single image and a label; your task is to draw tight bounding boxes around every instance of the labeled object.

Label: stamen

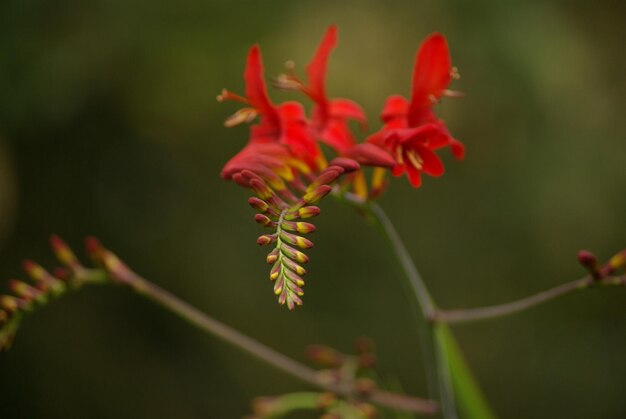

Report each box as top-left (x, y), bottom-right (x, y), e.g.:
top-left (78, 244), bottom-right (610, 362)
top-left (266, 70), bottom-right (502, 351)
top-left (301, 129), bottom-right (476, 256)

top-left (406, 150), bottom-right (423, 170)
top-left (217, 89), bottom-right (250, 104)
top-left (395, 147), bottom-right (404, 165)
top-left (271, 74), bottom-right (304, 91)
top-left (223, 108), bottom-right (258, 127)
top-left (443, 89), bottom-right (465, 98)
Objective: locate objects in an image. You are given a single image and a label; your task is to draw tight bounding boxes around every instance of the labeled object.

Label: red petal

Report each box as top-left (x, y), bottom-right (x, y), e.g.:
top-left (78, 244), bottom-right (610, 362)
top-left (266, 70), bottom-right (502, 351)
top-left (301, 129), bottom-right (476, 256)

top-left (418, 147), bottom-right (444, 177)
top-left (380, 95), bottom-right (409, 124)
top-left (405, 162), bottom-right (422, 187)
top-left (409, 33), bottom-right (451, 124)
top-left (328, 99), bottom-right (366, 124)
top-left (245, 45), bottom-right (279, 125)
top-left (318, 120), bottom-right (355, 153)
top-left (306, 25), bottom-right (337, 103)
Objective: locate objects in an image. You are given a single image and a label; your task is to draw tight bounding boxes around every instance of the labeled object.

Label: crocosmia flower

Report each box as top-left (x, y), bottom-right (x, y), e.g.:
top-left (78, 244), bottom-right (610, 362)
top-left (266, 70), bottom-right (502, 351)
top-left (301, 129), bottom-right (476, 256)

top-left (217, 27), bottom-right (464, 309)
top-left (367, 33), bottom-right (465, 187)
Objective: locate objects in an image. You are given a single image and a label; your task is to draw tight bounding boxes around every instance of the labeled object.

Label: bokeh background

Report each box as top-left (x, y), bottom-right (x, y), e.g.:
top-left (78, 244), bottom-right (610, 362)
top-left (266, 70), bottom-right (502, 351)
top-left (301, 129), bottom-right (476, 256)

top-left (1, 0), bottom-right (625, 418)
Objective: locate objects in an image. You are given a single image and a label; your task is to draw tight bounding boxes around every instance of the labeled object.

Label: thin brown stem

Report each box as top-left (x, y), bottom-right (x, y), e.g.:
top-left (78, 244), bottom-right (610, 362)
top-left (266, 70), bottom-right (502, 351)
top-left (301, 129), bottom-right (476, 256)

top-left (432, 275), bottom-right (626, 325)
top-left (112, 269), bottom-right (437, 414)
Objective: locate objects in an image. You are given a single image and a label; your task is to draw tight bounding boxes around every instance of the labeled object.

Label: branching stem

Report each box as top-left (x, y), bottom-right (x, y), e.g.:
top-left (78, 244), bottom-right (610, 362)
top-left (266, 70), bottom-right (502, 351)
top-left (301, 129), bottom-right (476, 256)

top-left (432, 275), bottom-right (626, 324)
top-left (112, 268), bottom-right (437, 415)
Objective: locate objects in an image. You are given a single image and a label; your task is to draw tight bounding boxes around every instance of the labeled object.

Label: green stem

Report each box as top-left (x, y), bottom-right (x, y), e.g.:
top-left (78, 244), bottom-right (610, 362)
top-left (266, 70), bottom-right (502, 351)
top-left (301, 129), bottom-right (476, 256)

top-left (338, 193), bottom-right (495, 419)
top-left (433, 275), bottom-right (625, 324)
top-left (367, 201), bottom-right (458, 419)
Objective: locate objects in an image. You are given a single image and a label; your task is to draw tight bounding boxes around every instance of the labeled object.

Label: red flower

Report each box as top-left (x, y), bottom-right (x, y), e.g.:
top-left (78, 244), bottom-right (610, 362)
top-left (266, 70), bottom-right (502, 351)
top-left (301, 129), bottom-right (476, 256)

top-left (367, 33), bottom-right (464, 187)
top-left (219, 45), bottom-right (323, 175)
top-left (275, 26), bottom-right (394, 169)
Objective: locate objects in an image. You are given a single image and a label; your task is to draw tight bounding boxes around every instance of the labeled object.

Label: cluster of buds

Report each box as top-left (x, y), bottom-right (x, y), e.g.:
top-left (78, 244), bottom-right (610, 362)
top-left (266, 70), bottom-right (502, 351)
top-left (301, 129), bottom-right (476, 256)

top-left (247, 338), bottom-right (380, 418)
top-left (577, 248), bottom-right (626, 281)
top-left (0, 236), bottom-right (132, 350)
top-left (0, 236), bottom-right (88, 349)
top-left (219, 25), bottom-right (464, 309)
top-left (248, 158), bottom-right (361, 309)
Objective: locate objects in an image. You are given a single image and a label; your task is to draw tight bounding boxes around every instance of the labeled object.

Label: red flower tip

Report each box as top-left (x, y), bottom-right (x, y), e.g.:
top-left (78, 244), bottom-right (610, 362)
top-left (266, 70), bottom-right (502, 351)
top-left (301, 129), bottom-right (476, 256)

top-left (245, 45), bottom-right (279, 124)
top-left (306, 24), bottom-right (338, 103)
top-left (409, 33), bottom-right (452, 122)
top-left (85, 236), bottom-right (104, 261)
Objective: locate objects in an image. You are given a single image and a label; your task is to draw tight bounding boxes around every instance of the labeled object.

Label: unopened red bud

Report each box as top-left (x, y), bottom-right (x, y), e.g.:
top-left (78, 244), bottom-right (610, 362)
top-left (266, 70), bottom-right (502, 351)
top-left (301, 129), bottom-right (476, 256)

top-left (254, 214), bottom-right (276, 227)
top-left (577, 250), bottom-right (600, 278)
top-left (270, 261), bottom-right (281, 281)
top-left (1, 295), bottom-right (22, 313)
top-left (0, 309), bottom-right (7, 324)
top-left (298, 206), bottom-right (321, 219)
top-left (279, 231), bottom-right (314, 249)
top-left (310, 169), bottom-right (341, 189)
top-left (22, 259), bottom-right (47, 282)
top-left (281, 221), bottom-right (316, 234)
top-left (281, 257), bottom-right (306, 278)
top-left (283, 271), bottom-right (305, 294)
top-left (232, 172), bottom-right (249, 187)
top-left (85, 236), bottom-right (104, 262)
top-left (277, 289), bottom-right (287, 306)
top-left (248, 197), bottom-right (269, 212)
top-left (273, 276), bottom-right (284, 295)
top-left (303, 185), bottom-right (332, 204)
top-left (266, 248), bottom-right (279, 264)
top-left (249, 178), bottom-right (275, 201)
top-left (53, 267), bottom-right (70, 280)
top-left (256, 234), bottom-right (277, 246)
top-left (280, 243), bottom-right (309, 264)
top-left (328, 157), bottom-right (360, 172)
top-left (288, 293), bottom-right (302, 309)
top-left (50, 235), bottom-right (80, 270)
top-left (8, 280), bottom-right (39, 300)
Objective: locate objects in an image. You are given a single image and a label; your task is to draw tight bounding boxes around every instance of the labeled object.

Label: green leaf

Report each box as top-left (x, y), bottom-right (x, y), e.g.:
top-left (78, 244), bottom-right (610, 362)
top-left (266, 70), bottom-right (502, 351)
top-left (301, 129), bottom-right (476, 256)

top-left (435, 325), bottom-right (496, 419)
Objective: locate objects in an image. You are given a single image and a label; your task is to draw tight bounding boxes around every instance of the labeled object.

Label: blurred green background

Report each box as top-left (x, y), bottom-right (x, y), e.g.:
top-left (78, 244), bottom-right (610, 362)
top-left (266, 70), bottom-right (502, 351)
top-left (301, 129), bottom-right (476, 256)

top-left (1, 0), bottom-right (625, 418)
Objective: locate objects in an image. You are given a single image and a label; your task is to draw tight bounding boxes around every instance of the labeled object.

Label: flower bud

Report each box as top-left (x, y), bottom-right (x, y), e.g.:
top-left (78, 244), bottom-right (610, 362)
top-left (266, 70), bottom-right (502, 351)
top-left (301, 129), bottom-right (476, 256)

top-left (254, 214), bottom-right (276, 227)
top-left (279, 231), bottom-right (314, 249)
top-left (328, 157), bottom-right (360, 172)
top-left (266, 248), bottom-right (279, 264)
top-left (303, 185), bottom-right (333, 204)
top-left (50, 235), bottom-right (81, 270)
top-left (298, 206), bottom-right (321, 219)
top-left (577, 250), bottom-right (600, 279)
top-left (8, 280), bottom-right (39, 301)
top-left (248, 197), bottom-right (269, 212)
top-left (256, 234), bottom-right (277, 246)
top-left (280, 243), bottom-right (309, 264)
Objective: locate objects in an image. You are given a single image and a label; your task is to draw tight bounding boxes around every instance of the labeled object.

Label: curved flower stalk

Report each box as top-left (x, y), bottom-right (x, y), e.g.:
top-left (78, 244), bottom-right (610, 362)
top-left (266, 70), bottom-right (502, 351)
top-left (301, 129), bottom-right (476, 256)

top-left (0, 236), bottom-right (108, 350)
top-left (247, 158), bottom-right (362, 309)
